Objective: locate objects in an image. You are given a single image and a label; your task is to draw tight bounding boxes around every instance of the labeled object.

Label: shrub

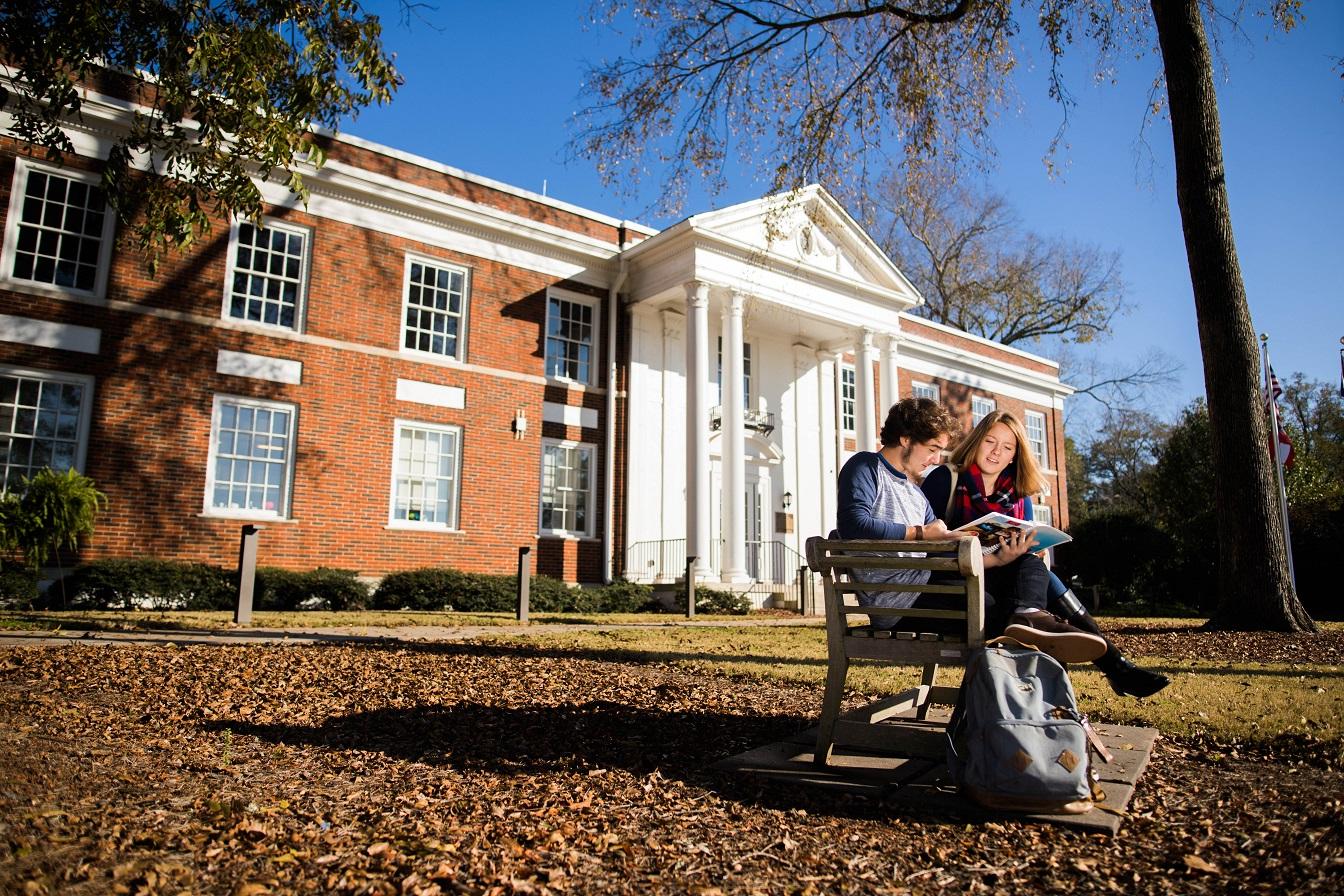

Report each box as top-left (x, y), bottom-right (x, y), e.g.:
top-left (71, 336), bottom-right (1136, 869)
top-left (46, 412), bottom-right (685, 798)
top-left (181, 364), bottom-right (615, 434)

top-left (46, 559), bottom-right (235, 610)
top-left (695, 585), bottom-right (752, 616)
top-left (0, 560), bottom-right (38, 609)
top-left (372, 568), bottom-right (661, 614)
top-left (589, 578), bottom-right (655, 613)
top-left (255, 567), bottom-right (369, 611)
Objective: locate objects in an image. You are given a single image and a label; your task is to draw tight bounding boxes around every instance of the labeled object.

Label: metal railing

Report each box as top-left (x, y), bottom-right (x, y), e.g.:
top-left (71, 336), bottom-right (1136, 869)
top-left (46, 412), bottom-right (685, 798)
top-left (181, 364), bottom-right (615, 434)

top-left (624, 537), bottom-right (804, 586)
top-left (709, 406), bottom-right (776, 436)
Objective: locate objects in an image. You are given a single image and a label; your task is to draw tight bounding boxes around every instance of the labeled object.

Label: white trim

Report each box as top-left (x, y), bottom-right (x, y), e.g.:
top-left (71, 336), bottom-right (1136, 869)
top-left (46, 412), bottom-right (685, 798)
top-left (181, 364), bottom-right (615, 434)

top-left (395, 378), bottom-right (466, 410)
top-left (400, 251), bottom-right (471, 362)
top-left (0, 157), bottom-right (116, 303)
top-left (912, 380), bottom-right (940, 402)
top-left (544, 287), bottom-right (602, 386)
top-left (221, 216), bottom-right (313, 333)
top-left (839, 362), bottom-right (856, 434)
top-left (1024, 409), bottom-right (1049, 467)
top-left (216, 349), bottom-right (302, 385)
top-left (0, 364), bottom-right (95, 481)
top-left (202, 394), bottom-right (298, 520)
top-left (543, 402), bottom-right (598, 429)
top-left (388, 418), bottom-right (463, 531)
top-left (539, 437), bottom-right (596, 538)
top-left (899, 312), bottom-right (1061, 370)
top-left (0, 313), bottom-right (101, 354)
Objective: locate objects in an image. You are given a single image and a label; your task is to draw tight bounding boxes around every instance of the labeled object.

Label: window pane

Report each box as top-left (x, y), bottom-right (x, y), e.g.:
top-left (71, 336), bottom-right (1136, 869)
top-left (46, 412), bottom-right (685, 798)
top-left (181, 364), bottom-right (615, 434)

top-left (392, 424), bottom-right (460, 528)
top-left (0, 373), bottom-right (87, 486)
top-left (9, 168), bottom-right (107, 293)
top-left (209, 398), bottom-right (293, 516)
top-left (226, 222), bottom-right (306, 330)
top-left (402, 258), bottom-right (468, 359)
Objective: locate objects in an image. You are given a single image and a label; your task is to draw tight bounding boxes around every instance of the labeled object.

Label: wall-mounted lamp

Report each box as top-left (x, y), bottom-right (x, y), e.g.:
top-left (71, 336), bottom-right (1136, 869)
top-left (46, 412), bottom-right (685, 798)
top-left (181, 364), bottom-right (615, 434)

top-left (512, 408), bottom-right (528, 440)
top-left (782, 491), bottom-right (792, 510)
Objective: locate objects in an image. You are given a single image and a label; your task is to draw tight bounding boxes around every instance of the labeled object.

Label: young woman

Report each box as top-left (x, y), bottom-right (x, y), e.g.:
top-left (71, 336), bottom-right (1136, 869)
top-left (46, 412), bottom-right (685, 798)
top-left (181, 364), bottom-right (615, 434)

top-left (921, 410), bottom-right (1170, 699)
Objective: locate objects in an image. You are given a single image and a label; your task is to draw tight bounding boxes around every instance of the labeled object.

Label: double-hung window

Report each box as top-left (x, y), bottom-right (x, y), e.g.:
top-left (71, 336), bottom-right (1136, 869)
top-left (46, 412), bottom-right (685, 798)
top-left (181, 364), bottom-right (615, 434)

top-left (913, 381), bottom-right (940, 402)
top-left (839, 363), bottom-right (856, 432)
top-left (390, 421), bottom-right (461, 528)
top-left (205, 396), bottom-right (296, 518)
top-left (545, 291), bottom-right (598, 384)
top-left (0, 367), bottom-right (93, 492)
top-left (971, 396), bottom-right (997, 426)
top-left (540, 439), bottom-right (594, 537)
top-left (402, 255), bottom-right (469, 360)
top-left (1, 159), bottom-right (114, 299)
top-left (224, 220), bottom-right (310, 330)
top-left (1025, 410), bottom-right (1049, 466)
top-left (716, 339), bottom-right (754, 410)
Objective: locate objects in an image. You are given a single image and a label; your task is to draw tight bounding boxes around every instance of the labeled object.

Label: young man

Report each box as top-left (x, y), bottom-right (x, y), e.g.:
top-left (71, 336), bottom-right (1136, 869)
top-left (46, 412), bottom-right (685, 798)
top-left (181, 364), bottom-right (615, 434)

top-left (836, 398), bottom-right (1104, 663)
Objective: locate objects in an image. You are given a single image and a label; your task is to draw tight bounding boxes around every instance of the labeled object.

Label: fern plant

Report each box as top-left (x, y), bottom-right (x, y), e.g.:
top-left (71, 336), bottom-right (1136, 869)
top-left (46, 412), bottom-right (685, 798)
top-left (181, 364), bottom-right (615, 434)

top-left (0, 467), bottom-right (109, 572)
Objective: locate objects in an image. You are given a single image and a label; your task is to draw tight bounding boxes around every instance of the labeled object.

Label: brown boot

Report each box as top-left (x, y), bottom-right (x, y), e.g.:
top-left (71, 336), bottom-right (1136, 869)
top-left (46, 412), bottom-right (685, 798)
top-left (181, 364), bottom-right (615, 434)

top-left (1003, 610), bottom-right (1107, 664)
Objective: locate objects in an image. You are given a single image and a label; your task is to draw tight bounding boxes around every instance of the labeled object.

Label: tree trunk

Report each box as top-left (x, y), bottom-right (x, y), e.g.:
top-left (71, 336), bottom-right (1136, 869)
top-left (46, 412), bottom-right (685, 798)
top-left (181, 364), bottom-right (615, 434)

top-left (1149, 0), bottom-right (1316, 632)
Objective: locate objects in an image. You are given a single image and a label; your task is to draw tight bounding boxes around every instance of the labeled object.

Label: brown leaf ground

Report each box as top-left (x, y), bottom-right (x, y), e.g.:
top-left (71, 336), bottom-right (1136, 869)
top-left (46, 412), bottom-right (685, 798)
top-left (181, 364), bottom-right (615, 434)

top-left (0, 639), bottom-right (1340, 895)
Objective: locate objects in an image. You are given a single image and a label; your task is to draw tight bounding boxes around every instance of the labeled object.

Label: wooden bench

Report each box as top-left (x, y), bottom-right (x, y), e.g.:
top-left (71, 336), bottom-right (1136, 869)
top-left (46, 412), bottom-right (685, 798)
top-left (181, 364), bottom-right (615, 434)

top-left (805, 535), bottom-right (985, 767)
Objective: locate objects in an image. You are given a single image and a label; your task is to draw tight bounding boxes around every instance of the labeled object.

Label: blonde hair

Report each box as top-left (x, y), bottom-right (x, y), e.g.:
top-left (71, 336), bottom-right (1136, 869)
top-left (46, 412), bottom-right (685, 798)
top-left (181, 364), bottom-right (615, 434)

top-left (947, 410), bottom-right (1045, 497)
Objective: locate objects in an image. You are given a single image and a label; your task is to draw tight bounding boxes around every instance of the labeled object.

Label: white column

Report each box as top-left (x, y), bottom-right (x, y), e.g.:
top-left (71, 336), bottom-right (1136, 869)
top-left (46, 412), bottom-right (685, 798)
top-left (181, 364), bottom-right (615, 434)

top-left (720, 291), bottom-right (749, 582)
top-left (684, 281), bottom-right (712, 577)
top-left (882, 329), bottom-right (901, 420)
top-left (856, 329), bottom-right (878, 452)
top-left (831, 349), bottom-right (846, 469)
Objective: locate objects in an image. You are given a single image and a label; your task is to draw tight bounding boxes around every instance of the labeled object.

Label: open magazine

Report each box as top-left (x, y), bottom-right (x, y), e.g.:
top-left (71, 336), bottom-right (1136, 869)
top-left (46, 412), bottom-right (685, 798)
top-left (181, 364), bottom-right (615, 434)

top-left (954, 512), bottom-right (1072, 554)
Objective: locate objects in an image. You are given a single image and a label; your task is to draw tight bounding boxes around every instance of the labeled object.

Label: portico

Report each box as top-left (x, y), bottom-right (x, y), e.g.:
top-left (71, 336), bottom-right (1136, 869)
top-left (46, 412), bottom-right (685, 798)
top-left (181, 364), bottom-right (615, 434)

top-left (619, 186), bottom-right (921, 589)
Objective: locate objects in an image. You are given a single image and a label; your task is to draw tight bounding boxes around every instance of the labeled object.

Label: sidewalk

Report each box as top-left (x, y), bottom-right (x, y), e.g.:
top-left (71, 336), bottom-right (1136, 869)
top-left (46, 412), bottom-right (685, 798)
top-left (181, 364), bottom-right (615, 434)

top-left (0, 615), bottom-right (821, 648)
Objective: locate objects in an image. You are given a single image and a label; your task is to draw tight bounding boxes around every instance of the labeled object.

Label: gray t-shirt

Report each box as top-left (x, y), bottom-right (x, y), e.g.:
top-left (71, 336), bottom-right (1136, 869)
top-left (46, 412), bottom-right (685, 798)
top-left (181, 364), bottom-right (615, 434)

top-left (835, 451), bottom-right (936, 611)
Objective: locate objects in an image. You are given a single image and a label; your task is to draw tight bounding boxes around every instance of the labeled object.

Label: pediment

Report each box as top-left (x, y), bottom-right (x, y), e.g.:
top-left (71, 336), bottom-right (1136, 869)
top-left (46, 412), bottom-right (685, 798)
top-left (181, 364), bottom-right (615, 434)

top-left (687, 185), bottom-right (918, 298)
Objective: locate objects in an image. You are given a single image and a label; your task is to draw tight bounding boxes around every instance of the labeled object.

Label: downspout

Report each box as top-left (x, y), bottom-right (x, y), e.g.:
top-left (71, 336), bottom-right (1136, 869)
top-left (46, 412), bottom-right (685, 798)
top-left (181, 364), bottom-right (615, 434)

top-left (602, 227), bottom-right (629, 584)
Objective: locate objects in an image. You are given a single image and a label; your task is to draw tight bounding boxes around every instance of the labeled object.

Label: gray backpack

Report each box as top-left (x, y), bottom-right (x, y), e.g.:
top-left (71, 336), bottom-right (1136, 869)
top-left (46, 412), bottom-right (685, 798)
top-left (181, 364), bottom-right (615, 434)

top-left (947, 641), bottom-right (1108, 814)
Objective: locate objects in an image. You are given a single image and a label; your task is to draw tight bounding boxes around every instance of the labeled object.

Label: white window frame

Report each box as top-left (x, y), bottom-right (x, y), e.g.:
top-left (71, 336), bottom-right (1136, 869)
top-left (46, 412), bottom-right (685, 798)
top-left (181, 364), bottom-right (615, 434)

top-left (544, 288), bottom-right (600, 385)
top-left (971, 396), bottom-right (997, 426)
top-left (387, 419), bottom-right (463, 531)
top-left (839, 363), bottom-right (856, 433)
top-left (400, 253), bottom-right (470, 362)
top-left (539, 438), bottom-right (596, 538)
top-left (221, 217), bottom-right (312, 333)
top-left (1025, 410), bottom-right (1049, 467)
top-left (203, 394), bottom-right (297, 520)
top-left (0, 365), bottom-right (95, 492)
top-left (913, 381), bottom-right (940, 403)
top-left (0, 158), bottom-right (115, 302)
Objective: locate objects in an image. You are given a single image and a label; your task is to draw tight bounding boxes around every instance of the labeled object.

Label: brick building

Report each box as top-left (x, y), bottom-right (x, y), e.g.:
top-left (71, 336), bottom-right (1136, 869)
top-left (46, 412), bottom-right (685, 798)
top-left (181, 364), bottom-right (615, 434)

top-left (0, 88), bottom-right (1073, 597)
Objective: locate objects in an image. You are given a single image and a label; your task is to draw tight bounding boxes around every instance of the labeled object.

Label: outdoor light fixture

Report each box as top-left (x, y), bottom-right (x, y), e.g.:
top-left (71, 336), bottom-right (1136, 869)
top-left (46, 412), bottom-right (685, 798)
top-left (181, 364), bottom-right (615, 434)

top-left (782, 491), bottom-right (792, 510)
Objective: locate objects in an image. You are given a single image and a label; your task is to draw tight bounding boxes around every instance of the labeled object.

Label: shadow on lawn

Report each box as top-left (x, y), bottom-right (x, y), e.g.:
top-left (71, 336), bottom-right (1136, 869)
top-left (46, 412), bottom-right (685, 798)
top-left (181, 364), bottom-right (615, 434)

top-left (199, 700), bottom-right (930, 821)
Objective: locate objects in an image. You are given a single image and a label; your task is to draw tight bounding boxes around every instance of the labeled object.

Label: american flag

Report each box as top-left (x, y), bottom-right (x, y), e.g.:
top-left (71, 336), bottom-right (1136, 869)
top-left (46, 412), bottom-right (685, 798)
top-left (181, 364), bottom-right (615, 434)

top-left (1264, 365), bottom-right (1295, 470)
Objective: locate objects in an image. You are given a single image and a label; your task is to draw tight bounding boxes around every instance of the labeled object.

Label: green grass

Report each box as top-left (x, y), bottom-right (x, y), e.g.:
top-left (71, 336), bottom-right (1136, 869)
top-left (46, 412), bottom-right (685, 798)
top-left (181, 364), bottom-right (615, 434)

top-left (0, 608), bottom-right (740, 632)
top-left (480, 623), bottom-right (1344, 747)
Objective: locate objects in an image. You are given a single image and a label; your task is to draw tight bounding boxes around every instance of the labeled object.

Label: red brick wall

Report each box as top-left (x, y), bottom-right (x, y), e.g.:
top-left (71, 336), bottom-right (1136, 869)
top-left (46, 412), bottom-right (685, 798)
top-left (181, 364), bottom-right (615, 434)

top-left (0, 144), bottom-right (615, 583)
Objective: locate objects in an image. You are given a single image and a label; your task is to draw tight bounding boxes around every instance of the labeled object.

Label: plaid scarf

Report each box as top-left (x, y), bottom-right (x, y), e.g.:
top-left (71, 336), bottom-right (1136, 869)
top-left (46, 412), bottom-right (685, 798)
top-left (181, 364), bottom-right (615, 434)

top-left (953, 463), bottom-right (1024, 526)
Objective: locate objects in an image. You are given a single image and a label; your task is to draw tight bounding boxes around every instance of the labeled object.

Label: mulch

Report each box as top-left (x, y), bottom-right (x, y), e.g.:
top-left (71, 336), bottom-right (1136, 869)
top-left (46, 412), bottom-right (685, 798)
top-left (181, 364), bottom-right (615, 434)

top-left (0, 635), bottom-right (1340, 895)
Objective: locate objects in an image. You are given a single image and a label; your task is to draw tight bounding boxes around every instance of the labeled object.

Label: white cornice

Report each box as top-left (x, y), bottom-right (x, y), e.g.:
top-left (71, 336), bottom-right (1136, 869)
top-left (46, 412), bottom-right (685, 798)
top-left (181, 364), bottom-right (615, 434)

top-left (898, 328), bottom-right (1075, 401)
top-left (2, 86), bottom-right (629, 283)
top-left (899, 312), bottom-right (1062, 371)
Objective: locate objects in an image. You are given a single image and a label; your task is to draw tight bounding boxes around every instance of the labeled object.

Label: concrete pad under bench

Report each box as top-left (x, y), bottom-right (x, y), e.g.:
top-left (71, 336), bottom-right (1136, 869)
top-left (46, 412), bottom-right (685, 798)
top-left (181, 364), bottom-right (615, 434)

top-left (713, 705), bottom-right (1158, 835)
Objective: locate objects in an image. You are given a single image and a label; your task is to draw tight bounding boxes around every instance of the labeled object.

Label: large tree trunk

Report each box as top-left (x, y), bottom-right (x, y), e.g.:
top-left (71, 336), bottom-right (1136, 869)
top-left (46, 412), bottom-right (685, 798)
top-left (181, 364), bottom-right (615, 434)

top-left (1149, 0), bottom-right (1316, 632)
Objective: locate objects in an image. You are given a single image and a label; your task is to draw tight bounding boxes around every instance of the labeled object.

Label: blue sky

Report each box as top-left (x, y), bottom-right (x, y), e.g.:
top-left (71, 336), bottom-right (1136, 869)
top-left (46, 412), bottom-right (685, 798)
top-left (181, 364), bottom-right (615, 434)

top-left (341, 2), bottom-right (1343, 421)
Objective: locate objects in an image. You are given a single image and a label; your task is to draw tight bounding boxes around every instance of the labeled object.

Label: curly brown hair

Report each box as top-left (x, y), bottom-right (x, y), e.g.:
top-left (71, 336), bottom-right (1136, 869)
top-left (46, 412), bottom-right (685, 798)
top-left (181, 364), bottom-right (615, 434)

top-left (879, 398), bottom-right (959, 448)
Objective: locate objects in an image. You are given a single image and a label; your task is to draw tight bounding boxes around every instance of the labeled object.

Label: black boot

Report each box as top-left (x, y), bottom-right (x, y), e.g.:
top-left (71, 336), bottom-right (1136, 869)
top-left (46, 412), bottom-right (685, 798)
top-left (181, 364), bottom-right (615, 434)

top-left (1051, 590), bottom-right (1171, 699)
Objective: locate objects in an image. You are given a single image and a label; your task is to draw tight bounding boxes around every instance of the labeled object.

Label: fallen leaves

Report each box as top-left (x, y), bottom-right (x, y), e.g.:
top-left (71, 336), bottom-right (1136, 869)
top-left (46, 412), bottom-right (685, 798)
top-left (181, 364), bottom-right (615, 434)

top-left (0, 641), bottom-right (1339, 895)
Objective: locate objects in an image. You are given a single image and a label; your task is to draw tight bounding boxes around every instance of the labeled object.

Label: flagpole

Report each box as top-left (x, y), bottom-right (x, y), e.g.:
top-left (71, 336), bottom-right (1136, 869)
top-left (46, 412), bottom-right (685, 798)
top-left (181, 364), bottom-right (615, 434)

top-left (1260, 334), bottom-right (1296, 591)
